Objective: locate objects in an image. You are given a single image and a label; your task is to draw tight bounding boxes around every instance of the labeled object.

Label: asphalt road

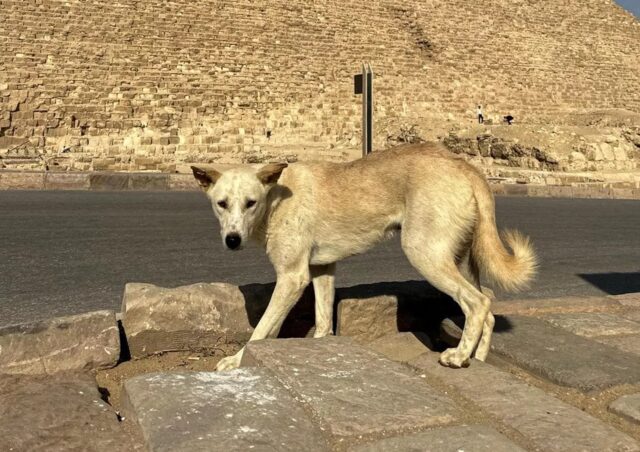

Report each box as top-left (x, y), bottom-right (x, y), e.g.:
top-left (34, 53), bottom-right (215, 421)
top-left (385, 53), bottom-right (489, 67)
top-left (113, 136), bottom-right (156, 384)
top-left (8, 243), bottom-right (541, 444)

top-left (1, 191), bottom-right (639, 327)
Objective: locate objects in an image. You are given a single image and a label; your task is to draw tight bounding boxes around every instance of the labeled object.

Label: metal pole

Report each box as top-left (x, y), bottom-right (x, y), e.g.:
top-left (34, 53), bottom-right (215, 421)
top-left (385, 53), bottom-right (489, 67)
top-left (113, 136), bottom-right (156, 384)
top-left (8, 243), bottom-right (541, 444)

top-left (365, 63), bottom-right (373, 156)
top-left (361, 63), bottom-right (368, 157)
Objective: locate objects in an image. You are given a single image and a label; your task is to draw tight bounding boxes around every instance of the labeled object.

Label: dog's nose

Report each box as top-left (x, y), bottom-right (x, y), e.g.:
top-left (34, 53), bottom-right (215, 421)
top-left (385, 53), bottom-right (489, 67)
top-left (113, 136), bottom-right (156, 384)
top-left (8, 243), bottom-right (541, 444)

top-left (225, 234), bottom-right (242, 250)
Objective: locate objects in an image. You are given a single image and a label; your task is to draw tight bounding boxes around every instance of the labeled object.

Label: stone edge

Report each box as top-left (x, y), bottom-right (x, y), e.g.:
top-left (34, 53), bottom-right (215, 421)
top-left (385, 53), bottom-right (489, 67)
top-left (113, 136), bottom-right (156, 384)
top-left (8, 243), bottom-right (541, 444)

top-left (1, 170), bottom-right (639, 198)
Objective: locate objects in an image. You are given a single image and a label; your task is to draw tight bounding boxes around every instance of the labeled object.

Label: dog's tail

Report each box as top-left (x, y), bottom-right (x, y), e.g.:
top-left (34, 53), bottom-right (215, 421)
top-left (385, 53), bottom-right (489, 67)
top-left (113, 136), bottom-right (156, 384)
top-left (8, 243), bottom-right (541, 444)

top-left (470, 176), bottom-right (537, 292)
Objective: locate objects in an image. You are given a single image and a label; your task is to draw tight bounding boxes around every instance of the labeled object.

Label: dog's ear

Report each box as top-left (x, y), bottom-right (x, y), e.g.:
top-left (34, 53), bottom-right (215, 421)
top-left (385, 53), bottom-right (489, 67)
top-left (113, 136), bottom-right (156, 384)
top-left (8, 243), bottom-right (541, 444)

top-left (191, 166), bottom-right (221, 189)
top-left (257, 163), bottom-right (288, 186)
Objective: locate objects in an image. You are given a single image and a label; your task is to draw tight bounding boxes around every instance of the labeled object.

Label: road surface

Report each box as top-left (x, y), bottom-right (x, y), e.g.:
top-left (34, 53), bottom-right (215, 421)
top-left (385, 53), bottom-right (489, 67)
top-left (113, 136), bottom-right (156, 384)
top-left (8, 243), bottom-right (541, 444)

top-left (1, 191), bottom-right (638, 326)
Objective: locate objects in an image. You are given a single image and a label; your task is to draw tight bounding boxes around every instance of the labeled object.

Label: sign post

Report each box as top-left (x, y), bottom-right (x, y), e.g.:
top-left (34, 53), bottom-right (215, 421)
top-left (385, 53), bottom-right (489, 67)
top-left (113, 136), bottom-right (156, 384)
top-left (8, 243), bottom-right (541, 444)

top-left (354, 63), bottom-right (374, 157)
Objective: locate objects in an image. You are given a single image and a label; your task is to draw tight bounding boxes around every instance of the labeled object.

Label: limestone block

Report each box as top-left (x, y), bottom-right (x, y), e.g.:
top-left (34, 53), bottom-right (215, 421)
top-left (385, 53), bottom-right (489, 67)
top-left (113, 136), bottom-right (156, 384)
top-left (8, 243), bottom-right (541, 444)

top-left (543, 312), bottom-right (640, 337)
top-left (365, 331), bottom-right (433, 362)
top-left (0, 372), bottom-right (143, 451)
top-left (0, 310), bottom-right (119, 375)
top-left (122, 369), bottom-right (329, 452)
top-left (241, 337), bottom-right (459, 440)
top-left (609, 393), bottom-right (640, 425)
top-left (121, 282), bottom-right (258, 358)
top-left (491, 315), bottom-right (640, 391)
top-left (0, 171), bottom-right (45, 189)
top-left (410, 352), bottom-right (640, 452)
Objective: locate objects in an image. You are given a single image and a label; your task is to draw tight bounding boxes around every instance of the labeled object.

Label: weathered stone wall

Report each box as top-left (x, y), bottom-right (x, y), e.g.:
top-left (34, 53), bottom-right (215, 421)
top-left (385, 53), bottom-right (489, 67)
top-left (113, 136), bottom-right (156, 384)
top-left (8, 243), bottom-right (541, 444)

top-left (0, 0), bottom-right (639, 171)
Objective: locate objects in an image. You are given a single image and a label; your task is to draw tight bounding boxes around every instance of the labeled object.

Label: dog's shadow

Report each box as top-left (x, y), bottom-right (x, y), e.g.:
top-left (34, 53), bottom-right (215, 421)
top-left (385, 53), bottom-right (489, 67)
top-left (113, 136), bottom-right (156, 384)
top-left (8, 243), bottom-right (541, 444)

top-left (239, 280), bottom-right (513, 348)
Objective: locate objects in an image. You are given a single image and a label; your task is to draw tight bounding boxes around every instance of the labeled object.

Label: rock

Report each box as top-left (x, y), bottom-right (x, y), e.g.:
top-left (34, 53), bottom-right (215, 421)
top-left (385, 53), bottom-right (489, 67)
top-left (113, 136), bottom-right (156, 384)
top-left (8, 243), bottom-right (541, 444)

top-left (609, 393), bottom-right (640, 425)
top-left (569, 151), bottom-right (586, 162)
top-left (0, 310), bottom-right (119, 375)
top-left (542, 312), bottom-right (640, 337)
top-left (335, 281), bottom-right (457, 343)
top-left (410, 352), bottom-right (640, 452)
top-left (490, 315), bottom-right (640, 391)
top-left (121, 282), bottom-right (259, 358)
top-left (613, 147), bottom-right (628, 161)
top-left (122, 369), bottom-right (329, 452)
top-left (0, 372), bottom-right (143, 451)
top-left (365, 332), bottom-right (433, 362)
top-left (241, 337), bottom-right (459, 440)
top-left (349, 425), bottom-right (525, 452)
top-left (600, 142), bottom-right (615, 160)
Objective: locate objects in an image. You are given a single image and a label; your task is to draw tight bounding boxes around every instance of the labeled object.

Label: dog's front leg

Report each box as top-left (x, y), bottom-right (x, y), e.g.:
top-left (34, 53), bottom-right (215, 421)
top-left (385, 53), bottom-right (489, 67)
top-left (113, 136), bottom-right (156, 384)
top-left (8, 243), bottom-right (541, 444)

top-left (311, 263), bottom-right (336, 338)
top-left (216, 269), bottom-right (311, 371)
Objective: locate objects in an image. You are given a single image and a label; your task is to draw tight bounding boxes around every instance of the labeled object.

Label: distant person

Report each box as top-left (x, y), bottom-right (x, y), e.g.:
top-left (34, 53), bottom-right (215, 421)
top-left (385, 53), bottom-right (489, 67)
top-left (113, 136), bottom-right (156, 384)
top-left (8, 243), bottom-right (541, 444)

top-left (477, 105), bottom-right (484, 124)
top-left (504, 114), bottom-right (514, 125)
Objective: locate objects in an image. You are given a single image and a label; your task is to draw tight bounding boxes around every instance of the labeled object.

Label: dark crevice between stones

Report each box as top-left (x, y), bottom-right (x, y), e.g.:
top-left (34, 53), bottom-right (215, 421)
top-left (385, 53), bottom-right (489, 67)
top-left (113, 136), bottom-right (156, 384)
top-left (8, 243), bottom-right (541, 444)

top-left (117, 319), bottom-right (131, 363)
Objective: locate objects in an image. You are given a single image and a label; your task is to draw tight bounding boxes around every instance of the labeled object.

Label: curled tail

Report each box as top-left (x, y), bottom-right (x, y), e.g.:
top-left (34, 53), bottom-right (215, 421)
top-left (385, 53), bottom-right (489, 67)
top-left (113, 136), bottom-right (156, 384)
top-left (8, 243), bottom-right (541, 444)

top-left (470, 178), bottom-right (537, 292)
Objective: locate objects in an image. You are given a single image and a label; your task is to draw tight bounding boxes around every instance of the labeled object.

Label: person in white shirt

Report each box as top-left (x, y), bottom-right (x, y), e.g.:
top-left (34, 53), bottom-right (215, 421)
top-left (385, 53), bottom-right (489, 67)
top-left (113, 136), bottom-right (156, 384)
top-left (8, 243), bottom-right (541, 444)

top-left (477, 105), bottom-right (484, 124)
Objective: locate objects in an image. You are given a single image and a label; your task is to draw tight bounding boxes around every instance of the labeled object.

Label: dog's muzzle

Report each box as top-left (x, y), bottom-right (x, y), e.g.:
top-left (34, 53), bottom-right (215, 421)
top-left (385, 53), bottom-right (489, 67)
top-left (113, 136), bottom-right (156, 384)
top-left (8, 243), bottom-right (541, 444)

top-left (225, 233), bottom-right (242, 250)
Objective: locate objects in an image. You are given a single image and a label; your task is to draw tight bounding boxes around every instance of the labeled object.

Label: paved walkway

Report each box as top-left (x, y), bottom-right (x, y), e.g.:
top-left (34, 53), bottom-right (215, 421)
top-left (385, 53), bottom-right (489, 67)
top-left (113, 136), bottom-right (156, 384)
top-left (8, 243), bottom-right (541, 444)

top-left (3, 293), bottom-right (640, 451)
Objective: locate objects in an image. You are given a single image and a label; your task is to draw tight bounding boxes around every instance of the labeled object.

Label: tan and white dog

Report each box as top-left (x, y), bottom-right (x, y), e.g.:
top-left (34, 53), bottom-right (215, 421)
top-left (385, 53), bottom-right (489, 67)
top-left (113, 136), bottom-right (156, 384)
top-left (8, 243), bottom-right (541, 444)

top-left (192, 142), bottom-right (536, 370)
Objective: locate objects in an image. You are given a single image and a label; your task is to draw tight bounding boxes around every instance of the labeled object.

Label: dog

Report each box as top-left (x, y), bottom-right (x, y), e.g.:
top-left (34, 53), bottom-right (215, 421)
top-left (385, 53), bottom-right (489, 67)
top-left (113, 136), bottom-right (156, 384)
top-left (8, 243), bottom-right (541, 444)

top-left (192, 142), bottom-right (536, 370)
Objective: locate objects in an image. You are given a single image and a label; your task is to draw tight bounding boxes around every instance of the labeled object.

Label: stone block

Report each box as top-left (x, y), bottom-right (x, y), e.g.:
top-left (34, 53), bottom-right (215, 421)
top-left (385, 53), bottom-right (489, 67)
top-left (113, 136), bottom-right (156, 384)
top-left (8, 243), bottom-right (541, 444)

top-left (0, 310), bottom-right (119, 375)
top-left (44, 172), bottom-right (90, 190)
top-left (349, 425), bottom-right (525, 452)
top-left (492, 295), bottom-right (620, 316)
top-left (410, 352), bottom-right (640, 452)
top-left (168, 173), bottom-right (200, 191)
top-left (609, 393), bottom-right (640, 425)
top-left (122, 369), bottom-right (329, 452)
top-left (121, 282), bottom-right (257, 358)
top-left (613, 292), bottom-right (640, 308)
top-left (90, 172), bottom-right (130, 190)
top-left (128, 173), bottom-right (169, 191)
top-left (365, 332), bottom-right (433, 363)
top-left (490, 315), bottom-right (640, 391)
top-left (0, 171), bottom-right (45, 189)
top-left (0, 372), bottom-right (143, 451)
top-left (335, 281), bottom-right (453, 343)
top-left (502, 184), bottom-right (528, 196)
top-left (241, 337), bottom-right (459, 440)
top-left (542, 312), bottom-right (640, 337)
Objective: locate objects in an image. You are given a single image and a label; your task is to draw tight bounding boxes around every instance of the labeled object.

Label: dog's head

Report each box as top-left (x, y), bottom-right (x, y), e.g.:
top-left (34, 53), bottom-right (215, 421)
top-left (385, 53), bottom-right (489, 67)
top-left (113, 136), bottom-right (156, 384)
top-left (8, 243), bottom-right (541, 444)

top-left (191, 163), bottom-right (287, 250)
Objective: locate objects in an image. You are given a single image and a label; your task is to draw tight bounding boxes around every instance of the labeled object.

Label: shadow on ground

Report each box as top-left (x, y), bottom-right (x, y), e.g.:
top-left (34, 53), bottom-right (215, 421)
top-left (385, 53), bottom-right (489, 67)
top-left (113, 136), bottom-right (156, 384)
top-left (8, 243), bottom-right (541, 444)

top-left (239, 280), bottom-right (513, 346)
top-left (578, 272), bottom-right (640, 295)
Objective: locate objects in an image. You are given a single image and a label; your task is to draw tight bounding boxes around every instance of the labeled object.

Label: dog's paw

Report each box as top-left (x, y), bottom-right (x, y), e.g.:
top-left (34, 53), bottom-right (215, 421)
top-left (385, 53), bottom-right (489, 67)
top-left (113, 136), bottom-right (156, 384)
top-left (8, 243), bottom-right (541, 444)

top-left (438, 348), bottom-right (471, 369)
top-left (216, 351), bottom-right (243, 371)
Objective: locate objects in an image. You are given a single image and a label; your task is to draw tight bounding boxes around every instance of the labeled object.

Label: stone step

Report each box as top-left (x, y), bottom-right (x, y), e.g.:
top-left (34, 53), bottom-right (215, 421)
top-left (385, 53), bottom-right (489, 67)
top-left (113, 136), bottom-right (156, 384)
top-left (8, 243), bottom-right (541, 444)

top-left (410, 352), bottom-right (640, 452)
top-left (122, 368), bottom-right (330, 452)
top-left (0, 372), bottom-right (144, 451)
top-left (490, 315), bottom-right (640, 391)
top-left (240, 337), bottom-right (460, 441)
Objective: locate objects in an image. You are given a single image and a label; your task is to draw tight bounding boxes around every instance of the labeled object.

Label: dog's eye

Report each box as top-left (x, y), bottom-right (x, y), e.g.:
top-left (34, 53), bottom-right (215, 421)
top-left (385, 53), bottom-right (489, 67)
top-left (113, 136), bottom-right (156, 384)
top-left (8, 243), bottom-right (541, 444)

top-left (246, 200), bottom-right (256, 209)
top-left (217, 200), bottom-right (228, 209)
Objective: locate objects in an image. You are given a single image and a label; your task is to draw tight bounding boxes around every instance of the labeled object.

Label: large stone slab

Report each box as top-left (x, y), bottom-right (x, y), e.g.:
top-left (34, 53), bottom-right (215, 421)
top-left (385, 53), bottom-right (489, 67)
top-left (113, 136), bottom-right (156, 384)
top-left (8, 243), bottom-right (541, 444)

top-left (410, 352), bottom-right (640, 452)
top-left (122, 368), bottom-right (329, 452)
top-left (121, 282), bottom-right (256, 358)
top-left (0, 372), bottom-right (143, 451)
top-left (349, 425), bottom-right (525, 452)
top-left (0, 310), bottom-right (119, 374)
top-left (543, 312), bottom-right (640, 337)
top-left (610, 393), bottom-right (640, 425)
top-left (492, 295), bottom-right (621, 316)
top-left (241, 337), bottom-right (459, 440)
top-left (491, 315), bottom-right (640, 390)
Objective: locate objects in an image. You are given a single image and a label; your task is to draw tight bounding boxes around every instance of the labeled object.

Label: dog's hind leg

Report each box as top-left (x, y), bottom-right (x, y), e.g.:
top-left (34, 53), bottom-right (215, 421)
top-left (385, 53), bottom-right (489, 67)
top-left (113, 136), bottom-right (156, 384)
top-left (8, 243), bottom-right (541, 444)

top-left (467, 253), bottom-right (495, 362)
top-left (311, 263), bottom-right (336, 338)
top-left (403, 238), bottom-right (491, 368)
